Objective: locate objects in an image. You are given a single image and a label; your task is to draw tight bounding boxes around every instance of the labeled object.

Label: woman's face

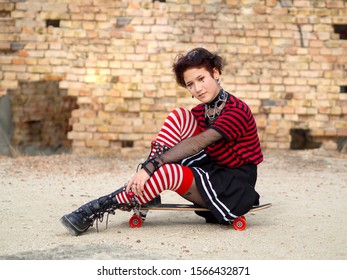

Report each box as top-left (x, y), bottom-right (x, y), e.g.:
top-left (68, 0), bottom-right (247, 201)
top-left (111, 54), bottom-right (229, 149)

top-left (183, 67), bottom-right (221, 104)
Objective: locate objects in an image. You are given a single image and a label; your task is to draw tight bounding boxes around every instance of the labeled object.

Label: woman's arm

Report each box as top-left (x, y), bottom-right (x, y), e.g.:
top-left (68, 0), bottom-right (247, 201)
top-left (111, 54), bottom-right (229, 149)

top-left (126, 128), bottom-right (223, 196)
top-left (142, 128), bottom-right (223, 176)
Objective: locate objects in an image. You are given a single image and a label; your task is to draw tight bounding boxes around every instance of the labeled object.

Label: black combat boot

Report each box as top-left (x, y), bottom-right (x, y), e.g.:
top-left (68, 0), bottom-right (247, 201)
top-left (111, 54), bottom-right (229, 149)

top-left (60, 188), bottom-right (126, 236)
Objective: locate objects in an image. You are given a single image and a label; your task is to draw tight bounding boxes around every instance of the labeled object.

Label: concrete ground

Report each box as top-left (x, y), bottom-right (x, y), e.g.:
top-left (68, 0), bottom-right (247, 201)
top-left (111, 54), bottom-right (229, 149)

top-left (0, 149), bottom-right (346, 260)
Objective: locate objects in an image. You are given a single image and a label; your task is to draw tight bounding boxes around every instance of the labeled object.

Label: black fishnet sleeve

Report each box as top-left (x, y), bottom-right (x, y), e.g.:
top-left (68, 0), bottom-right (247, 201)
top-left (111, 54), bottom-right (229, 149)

top-left (141, 128), bottom-right (223, 176)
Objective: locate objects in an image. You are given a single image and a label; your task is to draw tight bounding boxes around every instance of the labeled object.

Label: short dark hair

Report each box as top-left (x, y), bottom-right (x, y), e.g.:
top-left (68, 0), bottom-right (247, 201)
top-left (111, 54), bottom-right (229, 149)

top-left (172, 48), bottom-right (224, 88)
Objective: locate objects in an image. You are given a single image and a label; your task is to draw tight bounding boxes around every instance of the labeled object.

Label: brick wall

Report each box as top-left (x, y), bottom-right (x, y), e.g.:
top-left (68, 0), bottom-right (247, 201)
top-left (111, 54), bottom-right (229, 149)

top-left (0, 0), bottom-right (346, 156)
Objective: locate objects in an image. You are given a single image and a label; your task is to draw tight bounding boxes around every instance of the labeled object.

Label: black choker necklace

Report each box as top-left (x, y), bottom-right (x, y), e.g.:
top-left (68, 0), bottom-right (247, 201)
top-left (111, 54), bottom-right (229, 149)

top-left (205, 89), bottom-right (228, 125)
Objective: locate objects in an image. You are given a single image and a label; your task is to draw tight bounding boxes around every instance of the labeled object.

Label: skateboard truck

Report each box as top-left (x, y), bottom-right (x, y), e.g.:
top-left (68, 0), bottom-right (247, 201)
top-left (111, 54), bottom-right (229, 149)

top-left (124, 190), bottom-right (147, 228)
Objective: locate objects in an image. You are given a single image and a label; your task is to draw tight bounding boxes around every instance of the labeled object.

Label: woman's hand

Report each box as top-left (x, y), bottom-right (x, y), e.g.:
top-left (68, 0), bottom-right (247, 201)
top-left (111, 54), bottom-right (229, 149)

top-left (126, 169), bottom-right (150, 197)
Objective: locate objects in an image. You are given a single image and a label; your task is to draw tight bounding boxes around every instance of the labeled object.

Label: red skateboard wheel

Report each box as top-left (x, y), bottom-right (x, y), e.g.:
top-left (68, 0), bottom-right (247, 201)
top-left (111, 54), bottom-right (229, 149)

top-left (129, 215), bottom-right (143, 228)
top-left (233, 216), bottom-right (247, 231)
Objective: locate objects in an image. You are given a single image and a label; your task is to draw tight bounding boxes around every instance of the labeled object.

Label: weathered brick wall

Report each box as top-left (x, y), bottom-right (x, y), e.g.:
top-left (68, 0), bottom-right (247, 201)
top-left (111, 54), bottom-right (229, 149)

top-left (0, 0), bottom-right (346, 156)
top-left (9, 81), bottom-right (74, 148)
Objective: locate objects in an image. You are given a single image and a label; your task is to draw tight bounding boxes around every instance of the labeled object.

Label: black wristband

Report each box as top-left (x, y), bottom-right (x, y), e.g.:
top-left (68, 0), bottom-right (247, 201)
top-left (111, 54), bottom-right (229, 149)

top-left (140, 157), bottom-right (161, 177)
top-left (142, 165), bottom-right (153, 176)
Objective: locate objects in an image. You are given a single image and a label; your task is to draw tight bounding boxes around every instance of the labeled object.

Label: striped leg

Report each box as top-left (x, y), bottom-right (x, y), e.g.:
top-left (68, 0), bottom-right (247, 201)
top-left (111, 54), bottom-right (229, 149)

top-left (150, 108), bottom-right (201, 158)
top-left (116, 164), bottom-right (194, 205)
top-left (116, 108), bottom-right (200, 205)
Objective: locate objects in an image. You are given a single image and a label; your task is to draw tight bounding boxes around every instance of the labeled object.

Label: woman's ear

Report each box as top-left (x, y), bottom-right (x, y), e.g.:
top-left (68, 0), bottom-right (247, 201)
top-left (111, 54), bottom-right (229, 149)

top-left (213, 67), bottom-right (220, 80)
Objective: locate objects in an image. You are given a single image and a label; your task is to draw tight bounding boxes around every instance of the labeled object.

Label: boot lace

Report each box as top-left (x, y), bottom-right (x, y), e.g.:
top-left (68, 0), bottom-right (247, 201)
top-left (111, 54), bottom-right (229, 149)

top-left (90, 185), bottom-right (138, 232)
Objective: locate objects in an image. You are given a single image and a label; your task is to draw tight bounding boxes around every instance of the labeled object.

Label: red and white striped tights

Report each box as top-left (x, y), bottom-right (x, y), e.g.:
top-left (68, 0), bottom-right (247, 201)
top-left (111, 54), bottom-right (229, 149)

top-left (116, 108), bottom-right (201, 205)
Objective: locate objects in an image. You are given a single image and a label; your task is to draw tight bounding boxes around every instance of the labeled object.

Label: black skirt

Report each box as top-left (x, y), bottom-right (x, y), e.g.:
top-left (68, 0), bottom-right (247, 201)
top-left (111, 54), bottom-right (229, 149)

top-left (181, 150), bottom-right (260, 223)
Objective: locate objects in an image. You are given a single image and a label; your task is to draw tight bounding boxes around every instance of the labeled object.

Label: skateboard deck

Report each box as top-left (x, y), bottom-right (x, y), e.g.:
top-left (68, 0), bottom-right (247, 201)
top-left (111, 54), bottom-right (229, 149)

top-left (128, 203), bottom-right (272, 231)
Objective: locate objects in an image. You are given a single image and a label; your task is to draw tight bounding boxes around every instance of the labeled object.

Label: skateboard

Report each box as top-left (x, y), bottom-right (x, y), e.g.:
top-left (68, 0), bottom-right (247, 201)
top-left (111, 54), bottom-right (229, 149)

top-left (127, 202), bottom-right (272, 231)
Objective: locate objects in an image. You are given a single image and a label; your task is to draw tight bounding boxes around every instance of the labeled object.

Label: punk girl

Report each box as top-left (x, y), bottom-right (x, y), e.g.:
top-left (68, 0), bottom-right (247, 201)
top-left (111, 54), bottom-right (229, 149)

top-left (60, 48), bottom-right (263, 235)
